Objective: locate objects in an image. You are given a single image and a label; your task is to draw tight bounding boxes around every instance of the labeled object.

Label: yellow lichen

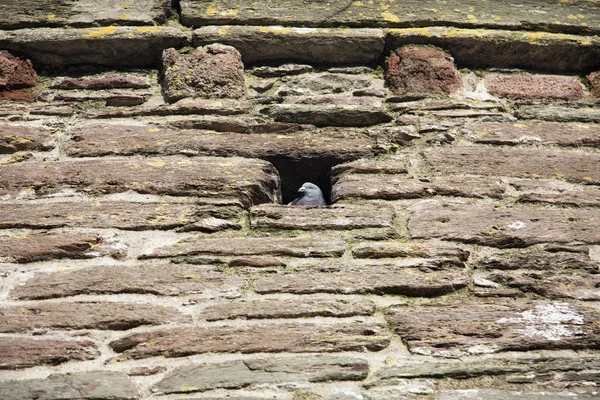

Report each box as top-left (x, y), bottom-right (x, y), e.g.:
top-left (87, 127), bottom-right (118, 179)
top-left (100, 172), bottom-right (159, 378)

top-left (382, 10), bottom-right (400, 23)
top-left (120, 14), bottom-right (128, 19)
top-left (82, 26), bottom-right (117, 39)
top-left (136, 26), bottom-right (162, 33)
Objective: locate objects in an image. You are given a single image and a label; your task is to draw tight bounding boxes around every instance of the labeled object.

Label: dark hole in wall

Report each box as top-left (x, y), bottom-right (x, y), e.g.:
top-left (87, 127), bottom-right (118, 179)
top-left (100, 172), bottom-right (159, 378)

top-left (171, 0), bottom-right (182, 16)
top-left (265, 157), bottom-right (336, 205)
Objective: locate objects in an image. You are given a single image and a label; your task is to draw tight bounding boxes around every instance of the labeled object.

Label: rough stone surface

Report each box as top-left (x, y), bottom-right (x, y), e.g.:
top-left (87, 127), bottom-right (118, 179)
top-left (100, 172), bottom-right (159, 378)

top-left (202, 298), bottom-right (376, 321)
top-left (332, 174), bottom-right (506, 202)
top-left (409, 201), bottom-right (600, 247)
top-left (0, 124), bottom-right (55, 153)
top-left (0, 233), bottom-right (126, 263)
top-left (51, 74), bottom-right (151, 90)
top-left (0, 158), bottom-right (280, 208)
top-left (254, 263), bottom-right (469, 296)
top-left (155, 356), bottom-right (368, 394)
top-left (10, 264), bottom-right (248, 300)
top-left (66, 123), bottom-right (374, 161)
top-left (386, 46), bottom-right (462, 98)
top-left (0, 302), bottom-right (189, 332)
top-left (110, 322), bottom-right (390, 359)
top-left (478, 250), bottom-right (598, 273)
top-left (422, 147), bottom-right (600, 185)
top-left (0, 52), bottom-right (37, 102)
top-left (387, 302), bottom-right (600, 357)
top-left (462, 122), bottom-right (600, 147)
top-left (162, 45), bottom-right (245, 103)
top-left (515, 105), bottom-right (600, 123)
top-left (437, 390), bottom-right (598, 400)
top-left (142, 235), bottom-right (346, 259)
top-left (250, 204), bottom-right (395, 230)
top-left (0, 201), bottom-right (242, 230)
top-left (0, 337), bottom-right (99, 369)
top-left (194, 26), bottom-right (384, 65)
top-left (485, 74), bottom-right (584, 101)
top-left (588, 71), bottom-right (600, 99)
top-left (519, 191), bottom-right (600, 207)
top-left (261, 104), bottom-right (391, 127)
top-left (351, 241), bottom-right (469, 260)
top-left (0, 371), bottom-right (139, 400)
top-left (332, 157), bottom-right (408, 176)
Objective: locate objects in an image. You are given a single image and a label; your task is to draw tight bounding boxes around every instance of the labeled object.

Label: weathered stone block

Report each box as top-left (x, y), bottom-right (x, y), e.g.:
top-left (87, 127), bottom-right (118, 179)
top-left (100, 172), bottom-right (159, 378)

top-left (261, 104), bottom-right (391, 127)
top-left (250, 204), bottom-right (395, 231)
top-left (485, 74), bottom-right (584, 101)
top-left (0, 52), bottom-right (36, 102)
top-left (141, 235), bottom-right (346, 259)
top-left (437, 390), bottom-right (598, 400)
top-left (110, 322), bottom-right (390, 359)
top-left (422, 147), bottom-right (600, 185)
top-left (409, 201), bottom-right (600, 247)
top-left (0, 124), bottom-right (55, 153)
top-left (519, 191), bottom-right (600, 207)
top-left (10, 264), bottom-right (248, 300)
top-left (588, 71), bottom-right (600, 99)
top-left (194, 26), bottom-right (384, 65)
top-left (0, 302), bottom-right (189, 333)
top-left (0, 371), bottom-right (138, 400)
top-left (154, 356), bottom-right (368, 395)
top-left (202, 298), bottom-right (376, 321)
top-left (351, 241), bottom-right (469, 260)
top-left (88, 98), bottom-right (252, 118)
top-left (51, 74), bottom-right (151, 90)
top-left (515, 105), bottom-right (600, 123)
top-left (162, 44), bottom-right (245, 103)
top-left (332, 157), bottom-right (408, 177)
top-left (386, 46), bottom-right (462, 98)
top-left (0, 233), bottom-right (126, 263)
top-left (0, 158), bottom-right (280, 208)
top-left (0, 337), bottom-right (99, 369)
top-left (387, 301), bottom-right (600, 357)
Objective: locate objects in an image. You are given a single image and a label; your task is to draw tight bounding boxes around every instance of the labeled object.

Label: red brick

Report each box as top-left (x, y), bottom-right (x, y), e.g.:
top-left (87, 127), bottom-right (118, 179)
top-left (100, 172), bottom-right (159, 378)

top-left (485, 74), bottom-right (584, 101)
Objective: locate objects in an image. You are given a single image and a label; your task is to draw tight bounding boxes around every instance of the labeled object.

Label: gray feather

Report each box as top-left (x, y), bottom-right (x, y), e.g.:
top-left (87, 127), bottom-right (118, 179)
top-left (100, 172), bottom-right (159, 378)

top-left (289, 182), bottom-right (326, 206)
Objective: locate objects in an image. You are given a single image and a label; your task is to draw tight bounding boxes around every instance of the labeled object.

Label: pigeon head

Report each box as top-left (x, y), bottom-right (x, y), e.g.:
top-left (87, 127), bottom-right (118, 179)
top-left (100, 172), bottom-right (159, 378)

top-left (289, 182), bottom-right (327, 206)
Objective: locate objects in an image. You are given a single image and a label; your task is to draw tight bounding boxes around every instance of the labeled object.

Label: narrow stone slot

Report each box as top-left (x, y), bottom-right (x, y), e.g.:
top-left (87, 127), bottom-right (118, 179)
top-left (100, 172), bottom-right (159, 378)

top-left (266, 157), bottom-right (335, 205)
top-left (170, 0), bottom-right (182, 19)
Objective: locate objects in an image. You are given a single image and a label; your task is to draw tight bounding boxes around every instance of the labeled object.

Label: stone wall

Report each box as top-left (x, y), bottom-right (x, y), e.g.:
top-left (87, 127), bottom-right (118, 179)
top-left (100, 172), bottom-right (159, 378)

top-left (0, 1), bottom-right (599, 399)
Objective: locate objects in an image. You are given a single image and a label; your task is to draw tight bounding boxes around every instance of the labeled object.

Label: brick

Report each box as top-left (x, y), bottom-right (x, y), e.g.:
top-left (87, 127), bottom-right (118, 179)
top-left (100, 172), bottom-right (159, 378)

top-left (261, 104), bottom-right (391, 127)
top-left (51, 74), bottom-right (151, 90)
top-left (0, 371), bottom-right (138, 400)
top-left (194, 26), bottom-right (384, 65)
top-left (250, 204), bottom-right (395, 231)
top-left (351, 241), bottom-right (469, 260)
top-left (0, 158), bottom-right (280, 208)
top-left (485, 74), bottom-right (584, 100)
top-left (141, 235), bottom-right (346, 259)
top-left (332, 174), bottom-right (506, 202)
top-left (386, 46), bottom-right (462, 98)
top-left (0, 337), bottom-right (99, 369)
top-left (254, 262), bottom-right (469, 296)
top-left (422, 147), bottom-right (600, 185)
top-left (387, 301), bottom-right (600, 357)
top-left (10, 264), bottom-right (247, 300)
top-left (0, 201), bottom-right (242, 231)
top-left (409, 201), bottom-right (600, 247)
top-left (0, 124), bottom-right (55, 153)
top-left (462, 122), bottom-right (600, 147)
top-left (110, 322), bottom-right (390, 359)
top-left (0, 302), bottom-right (189, 333)
top-left (515, 105), bottom-right (600, 123)
top-left (162, 44), bottom-right (245, 103)
top-left (202, 298), bottom-right (376, 321)
top-left (66, 123), bottom-right (374, 161)
top-left (154, 356), bottom-right (368, 395)
top-left (0, 233), bottom-right (126, 263)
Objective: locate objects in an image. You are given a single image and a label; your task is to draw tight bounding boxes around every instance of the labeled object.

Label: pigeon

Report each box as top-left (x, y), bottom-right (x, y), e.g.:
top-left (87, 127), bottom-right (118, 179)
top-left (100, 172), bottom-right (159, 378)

top-left (289, 182), bottom-right (327, 206)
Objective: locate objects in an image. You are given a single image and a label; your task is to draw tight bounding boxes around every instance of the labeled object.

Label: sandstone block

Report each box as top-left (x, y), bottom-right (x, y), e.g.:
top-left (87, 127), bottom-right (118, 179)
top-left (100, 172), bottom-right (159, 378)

top-left (478, 250), bottom-right (598, 273)
top-left (261, 104), bottom-right (391, 127)
top-left (351, 241), bottom-right (469, 260)
top-left (409, 201), bottom-right (600, 247)
top-left (202, 298), bottom-right (376, 321)
top-left (0, 124), bottom-right (55, 153)
top-left (154, 356), bottom-right (368, 395)
top-left (10, 264), bottom-right (248, 300)
top-left (519, 191), bottom-right (600, 207)
top-left (0, 337), bottom-right (98, 369)
top-left (194, 26), bottom-right (384, 65)
top-left (110, 322), bottom-right (390, 359)
top-left (254, 262), bottom-right (469, 296)
top-left (485, 74), bottom-right (584, 101)
top-left (386, 46), bottom-right (462, 98)
top-left (588, 71), bottom-right (600, 99)
top-left (0, 52), bottom-right (36, 102)
top-left (437, 390), bottom-right (597, 400)
top-left (422, 147), bottom-right (600, 185)
top-left (51, 74), bottom-right (151, 90)
top-left (141, 235), bottom-right (346, 259)
top-left (387, 301), bottom-right (600, 357)
top-left (332, 157), bottom-right (408, 176)
top-left (515, 105), bottom-right (600, 123)
top-left (88, 98), bottom-right (252, 118)
top-left (250, 204), bottom-right (395, 231)
top-left (162, 44), bottom-right (245, 103)
top-left (462, 121), bottom-right (600, 147)
top-left (0, 233), bottom-right (126, 263)
top-left (0, 302), bottom-right (189, 333)
top-left (0, 371), bottom-right (138, 400)
top-left (0, 158), bottom-right (280, 208)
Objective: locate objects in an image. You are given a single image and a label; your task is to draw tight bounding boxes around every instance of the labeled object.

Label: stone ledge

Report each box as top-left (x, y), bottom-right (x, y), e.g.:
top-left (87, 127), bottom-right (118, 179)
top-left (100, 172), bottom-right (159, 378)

top-left (0, 337), bottom-right (99, 369)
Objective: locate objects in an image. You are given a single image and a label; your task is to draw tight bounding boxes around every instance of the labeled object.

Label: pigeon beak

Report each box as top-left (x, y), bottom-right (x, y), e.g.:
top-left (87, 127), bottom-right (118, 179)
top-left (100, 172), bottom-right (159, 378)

top-left (298, 187), bottom-right (306, 193)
